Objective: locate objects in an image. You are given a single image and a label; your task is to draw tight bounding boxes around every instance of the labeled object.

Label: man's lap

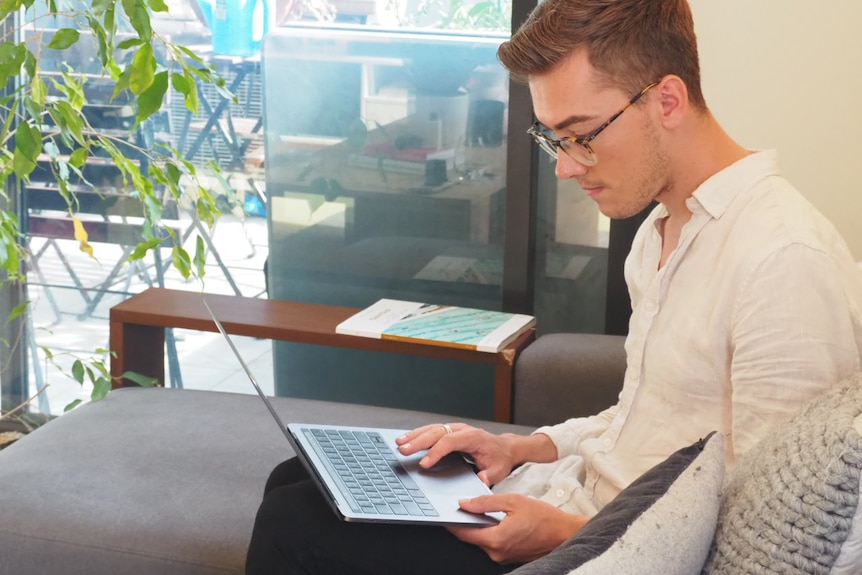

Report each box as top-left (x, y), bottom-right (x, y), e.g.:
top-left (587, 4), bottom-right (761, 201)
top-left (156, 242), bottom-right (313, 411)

top-left (246, 458), bottom-right (515, 575)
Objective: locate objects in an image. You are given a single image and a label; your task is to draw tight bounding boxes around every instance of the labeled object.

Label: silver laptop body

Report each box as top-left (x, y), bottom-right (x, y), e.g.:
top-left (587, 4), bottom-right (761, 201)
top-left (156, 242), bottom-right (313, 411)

top-left (203, 299), bottom-right (500, 527)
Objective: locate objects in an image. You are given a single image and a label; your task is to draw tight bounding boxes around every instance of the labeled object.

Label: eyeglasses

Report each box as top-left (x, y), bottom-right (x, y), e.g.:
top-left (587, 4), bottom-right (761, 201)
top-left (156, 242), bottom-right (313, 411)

top-left (527, 82), bottom-right (660, 167)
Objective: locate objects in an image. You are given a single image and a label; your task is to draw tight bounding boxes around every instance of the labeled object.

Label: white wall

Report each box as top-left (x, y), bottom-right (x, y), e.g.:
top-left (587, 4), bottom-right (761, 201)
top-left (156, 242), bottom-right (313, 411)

top-left (691, 0), bottom-right (862, 260)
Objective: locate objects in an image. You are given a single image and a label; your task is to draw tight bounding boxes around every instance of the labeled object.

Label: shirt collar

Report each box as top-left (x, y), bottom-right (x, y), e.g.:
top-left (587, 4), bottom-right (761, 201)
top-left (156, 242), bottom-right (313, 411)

top-left (686, 150), bottom-right (782, 219)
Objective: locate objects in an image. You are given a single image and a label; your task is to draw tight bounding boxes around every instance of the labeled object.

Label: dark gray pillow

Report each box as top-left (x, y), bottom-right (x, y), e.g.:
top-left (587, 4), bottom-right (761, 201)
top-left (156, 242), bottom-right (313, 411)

top-left (702, 374), bottom-right (862, 575)
top-left (510, 431), bottom-right (724, 575)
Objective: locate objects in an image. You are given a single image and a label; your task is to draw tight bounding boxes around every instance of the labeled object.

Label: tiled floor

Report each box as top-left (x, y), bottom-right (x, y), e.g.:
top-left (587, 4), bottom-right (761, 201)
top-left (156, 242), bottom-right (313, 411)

top-left (26, 212), bottom-right (274, 416)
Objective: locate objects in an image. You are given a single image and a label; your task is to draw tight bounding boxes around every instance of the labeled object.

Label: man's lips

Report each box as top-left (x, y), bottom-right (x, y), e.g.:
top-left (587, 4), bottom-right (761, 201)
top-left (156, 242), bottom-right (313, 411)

top-left (581, 185), bottom-right (604, 197)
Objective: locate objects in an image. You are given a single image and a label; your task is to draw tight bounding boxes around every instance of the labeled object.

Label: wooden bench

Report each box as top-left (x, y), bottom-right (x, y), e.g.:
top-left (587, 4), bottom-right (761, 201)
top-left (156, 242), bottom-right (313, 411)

top-left (109, 287), bottom-right (536, 422)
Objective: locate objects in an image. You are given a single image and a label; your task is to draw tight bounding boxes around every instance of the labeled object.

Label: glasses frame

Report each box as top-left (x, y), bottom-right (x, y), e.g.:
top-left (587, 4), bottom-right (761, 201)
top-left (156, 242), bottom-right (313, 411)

top-left (527, 81), bottom-right (660, 167)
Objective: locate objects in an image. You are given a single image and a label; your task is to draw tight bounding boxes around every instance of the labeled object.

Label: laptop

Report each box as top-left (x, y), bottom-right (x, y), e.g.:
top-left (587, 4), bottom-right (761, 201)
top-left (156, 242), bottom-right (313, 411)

top-left (203, 299), bottom-right (502, 527)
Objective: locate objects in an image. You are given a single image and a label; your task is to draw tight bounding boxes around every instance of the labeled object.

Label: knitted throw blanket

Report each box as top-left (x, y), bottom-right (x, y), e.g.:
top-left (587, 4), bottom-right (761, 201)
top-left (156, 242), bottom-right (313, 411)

top-left (702, 373), bottom-right (862, 574)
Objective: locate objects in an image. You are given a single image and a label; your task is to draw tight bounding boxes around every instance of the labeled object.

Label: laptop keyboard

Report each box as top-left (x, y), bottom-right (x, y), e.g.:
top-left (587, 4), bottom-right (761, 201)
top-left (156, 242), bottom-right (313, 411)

top-left (304, 428), bottom-right (440, 517)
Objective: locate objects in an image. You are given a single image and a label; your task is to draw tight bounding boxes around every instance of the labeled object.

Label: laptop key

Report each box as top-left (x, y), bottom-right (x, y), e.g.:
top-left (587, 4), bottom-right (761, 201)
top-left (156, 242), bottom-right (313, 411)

top-left (403, 501), bottom-right (424, 516)
top-left (374, 503), bottom-right (391, 514)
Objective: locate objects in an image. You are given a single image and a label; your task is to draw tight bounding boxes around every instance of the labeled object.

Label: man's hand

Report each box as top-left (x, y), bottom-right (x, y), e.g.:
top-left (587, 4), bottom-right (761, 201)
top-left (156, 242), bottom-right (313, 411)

top-left (396, 424), bottom-right (556, 486)
top-left (448, 494), bottom-right (588, 564)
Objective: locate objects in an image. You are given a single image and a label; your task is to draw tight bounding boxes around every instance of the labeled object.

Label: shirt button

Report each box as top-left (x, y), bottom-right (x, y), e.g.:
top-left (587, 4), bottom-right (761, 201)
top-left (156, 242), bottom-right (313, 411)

top-left (643, 300), bottom-right (658, 313)
top-left (603, 438), bottom-right (612, 448)
top-left (555, 489), bottom-right (566, 498)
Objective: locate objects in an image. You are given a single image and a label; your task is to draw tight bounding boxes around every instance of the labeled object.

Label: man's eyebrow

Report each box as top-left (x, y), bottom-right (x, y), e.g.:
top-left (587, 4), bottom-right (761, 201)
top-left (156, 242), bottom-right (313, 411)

top-left (547, 113), bottom-right (597, 133)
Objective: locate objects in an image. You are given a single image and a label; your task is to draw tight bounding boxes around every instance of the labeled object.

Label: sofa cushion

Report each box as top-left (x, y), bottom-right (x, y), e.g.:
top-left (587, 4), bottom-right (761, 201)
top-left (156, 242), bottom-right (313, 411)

top-left (702, 372), bottom-right (862, 575)
top-left (0, 387), bottom-right (532, 575)
top-left (510, 431), bottom-right (724, 575)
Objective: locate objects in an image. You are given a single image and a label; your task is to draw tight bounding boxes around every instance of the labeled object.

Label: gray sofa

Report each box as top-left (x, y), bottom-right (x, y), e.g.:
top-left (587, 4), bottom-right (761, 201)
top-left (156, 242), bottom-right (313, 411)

top-left (0, 333), bottom-right (626, 575)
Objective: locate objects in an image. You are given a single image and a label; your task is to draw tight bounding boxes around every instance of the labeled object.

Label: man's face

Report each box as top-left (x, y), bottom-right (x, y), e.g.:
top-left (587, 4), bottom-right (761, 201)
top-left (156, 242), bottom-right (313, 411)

top-left (528, 50), bottom-right (671, 219)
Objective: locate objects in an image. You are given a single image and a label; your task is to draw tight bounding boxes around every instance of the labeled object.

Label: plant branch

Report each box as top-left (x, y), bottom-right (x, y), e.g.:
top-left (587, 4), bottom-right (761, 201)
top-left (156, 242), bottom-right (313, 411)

top-left (0, 384), bottom-right (49, 422)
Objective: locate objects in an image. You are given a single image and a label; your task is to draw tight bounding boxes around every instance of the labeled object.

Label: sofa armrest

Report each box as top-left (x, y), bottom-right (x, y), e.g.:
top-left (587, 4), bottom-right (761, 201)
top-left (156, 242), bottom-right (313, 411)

top-left (512, 333), bottom-right (626, 427)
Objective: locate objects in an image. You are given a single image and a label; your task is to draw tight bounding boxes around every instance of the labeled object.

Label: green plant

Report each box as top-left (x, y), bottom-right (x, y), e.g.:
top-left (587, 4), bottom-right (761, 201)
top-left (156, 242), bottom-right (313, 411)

top-left (2, 0), bottom-right (223, 275)
top-left (0, 0), bottom-right (227, 412)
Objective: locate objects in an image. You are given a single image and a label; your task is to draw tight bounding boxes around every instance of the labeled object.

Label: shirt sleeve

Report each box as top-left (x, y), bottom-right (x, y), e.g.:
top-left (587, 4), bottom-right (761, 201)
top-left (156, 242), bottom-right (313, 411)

top-left (729, 242), bottom-right (861, 460)
top-left (532, 402), bottom-right (620, 458)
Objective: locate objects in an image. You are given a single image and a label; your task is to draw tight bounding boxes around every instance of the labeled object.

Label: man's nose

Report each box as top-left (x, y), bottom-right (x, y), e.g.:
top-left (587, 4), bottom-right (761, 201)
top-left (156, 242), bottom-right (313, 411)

top-left (554, 151), bottom-right (590, 179)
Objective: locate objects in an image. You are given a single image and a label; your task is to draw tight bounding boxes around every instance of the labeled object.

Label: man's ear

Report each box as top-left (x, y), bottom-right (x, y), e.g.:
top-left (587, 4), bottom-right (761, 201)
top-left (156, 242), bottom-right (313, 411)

top-left (655, 75), bottom-right (689, 129)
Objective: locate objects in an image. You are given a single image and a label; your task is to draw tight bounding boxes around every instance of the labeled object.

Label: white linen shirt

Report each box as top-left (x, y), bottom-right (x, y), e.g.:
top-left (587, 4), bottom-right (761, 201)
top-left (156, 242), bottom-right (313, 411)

top-left (494, 150), bottom-right (862, 516)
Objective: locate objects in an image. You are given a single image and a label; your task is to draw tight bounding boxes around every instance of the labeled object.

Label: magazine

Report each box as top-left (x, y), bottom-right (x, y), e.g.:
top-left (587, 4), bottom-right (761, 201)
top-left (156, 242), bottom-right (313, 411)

top-left (335, 298), bottom-right (536, 353)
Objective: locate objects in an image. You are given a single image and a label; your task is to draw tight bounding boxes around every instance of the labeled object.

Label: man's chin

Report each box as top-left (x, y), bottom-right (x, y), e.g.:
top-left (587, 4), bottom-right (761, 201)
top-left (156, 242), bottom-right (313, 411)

top-left (596, 203), bottom-right (632, 220)
top-left (596, 199), bottom-right (654, 220)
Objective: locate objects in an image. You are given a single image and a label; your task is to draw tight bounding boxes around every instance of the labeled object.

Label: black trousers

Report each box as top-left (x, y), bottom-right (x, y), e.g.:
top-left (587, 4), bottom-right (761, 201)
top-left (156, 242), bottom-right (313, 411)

top-left (245, 457), bottom-right (517, 575)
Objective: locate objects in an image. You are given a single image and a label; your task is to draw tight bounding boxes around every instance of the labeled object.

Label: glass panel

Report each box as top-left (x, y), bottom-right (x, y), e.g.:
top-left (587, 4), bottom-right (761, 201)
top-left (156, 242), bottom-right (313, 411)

top-left (263, 24), bottom-right (510, 418)
top-left (13, 1), bottom-right (271, 416)
top-left (532, 156), bottom-right (611, 335)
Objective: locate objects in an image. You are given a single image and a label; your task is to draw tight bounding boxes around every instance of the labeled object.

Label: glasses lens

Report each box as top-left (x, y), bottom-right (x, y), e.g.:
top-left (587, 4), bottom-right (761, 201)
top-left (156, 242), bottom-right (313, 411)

top-left (559, 140), bottom-right (598, 167)
top-left (530, 132), bottom-right (559, 159)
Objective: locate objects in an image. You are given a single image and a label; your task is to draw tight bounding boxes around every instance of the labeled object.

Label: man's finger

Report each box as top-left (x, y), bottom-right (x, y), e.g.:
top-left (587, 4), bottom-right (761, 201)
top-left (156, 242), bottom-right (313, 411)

top-left (457, 494), bottom-right (515, 514)
top-left (397, 424), bottom-right (456, 456)
top-left (396, 424), bottom-right (443, 445)
top-left (418, 434), bottom-right (464, 467)
top-left (446, 523), bottom-right (498, 546)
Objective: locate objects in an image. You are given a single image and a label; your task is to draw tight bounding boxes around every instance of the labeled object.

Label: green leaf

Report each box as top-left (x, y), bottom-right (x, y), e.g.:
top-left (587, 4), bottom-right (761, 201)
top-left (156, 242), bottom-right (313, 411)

top-left (22, 95), bottom-right (43, 123)
top-left (135, 69), bottom-right (167, 126)
top-left (91, 0), bottom-right (112, 15)
top-left (31, 77), bottom-right (47, 107)
top-left (170, 71), bottom-right (189, 94)
top-left (147, 163), bottom-right (168, 186)
top-left (0, 0), bottom-right (24, 22)
top-left (52, 100), bottom-right (86, 145)
top-left (112, 65), bottom-right (132, 100)
top-left (120, 371), bottom-right (158, 387)
top-left (63, 399), bottom-right (84, 412)
top-left (90, 360), bottom-right (111, 380)
top-left (180, 70), bottom-right (199, 113)
top-left (176, 44), bottom-right (207, 67)
top-left (0, 42), bottom-right (26, 89)
top-left (69, 147), bottom-right (89, 168)
top-left (165, 161), bottom-right (181, 185)
top-left (12, 122), bottom-right (41, 179)
top-left (193, 235), bottom-right (207, 278)
top-left (172, 244), bottom-right (192, 278)
top-left (47, 28), bottom-right (80, 50)
top-left (60, 70), bottom-right (86, 109)
top-left (23, 49), bottom-right (37, 80)
top-left (91, 377), bottom-right (113, 401)
top-left (72, 359), bottom-right (85, 384)
top-left (128, 236), bottom-right (163, 261)
top-left (89, 17), bottom-right (110, 66)
top-left (149, 0), bottom-right (169, 12)
top-left (5, 301), bottom-right (30, 324)
top-left (129, 42), bottom-right (155, 95)
top-left (117, 38), bottom-right (144, 50)
top-left (122, 0), bottom-right (152, 40)
top-left (104, 5), bottom-right (117, 40)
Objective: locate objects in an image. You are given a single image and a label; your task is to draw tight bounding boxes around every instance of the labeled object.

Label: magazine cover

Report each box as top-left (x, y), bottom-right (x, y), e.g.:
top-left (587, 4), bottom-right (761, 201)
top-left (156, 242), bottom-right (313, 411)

top-left (336, 299), bottom-right (535, 353)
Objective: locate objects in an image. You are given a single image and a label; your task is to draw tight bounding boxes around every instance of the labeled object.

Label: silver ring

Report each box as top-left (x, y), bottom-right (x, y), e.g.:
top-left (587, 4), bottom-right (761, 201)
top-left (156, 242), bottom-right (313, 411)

top-left (441, 424), bottom-right (453, 435)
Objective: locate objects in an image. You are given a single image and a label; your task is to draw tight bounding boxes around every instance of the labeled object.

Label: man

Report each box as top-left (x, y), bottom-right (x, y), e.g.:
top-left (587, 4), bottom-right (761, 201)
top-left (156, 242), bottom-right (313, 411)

top-left (246, 0), bottom-right (862, 572)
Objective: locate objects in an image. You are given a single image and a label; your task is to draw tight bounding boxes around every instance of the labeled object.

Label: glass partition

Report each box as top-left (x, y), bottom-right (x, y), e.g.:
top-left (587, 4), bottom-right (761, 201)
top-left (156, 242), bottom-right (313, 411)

top-left (532, 158), bottom-right (611, 336)
top-left (263, 24), bottom-right (511, 418)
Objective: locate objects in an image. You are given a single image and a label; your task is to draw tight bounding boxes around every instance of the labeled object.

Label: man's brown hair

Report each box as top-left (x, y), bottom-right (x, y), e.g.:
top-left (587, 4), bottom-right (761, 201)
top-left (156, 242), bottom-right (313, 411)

top-left (497, 0), bottom-right (706, 109)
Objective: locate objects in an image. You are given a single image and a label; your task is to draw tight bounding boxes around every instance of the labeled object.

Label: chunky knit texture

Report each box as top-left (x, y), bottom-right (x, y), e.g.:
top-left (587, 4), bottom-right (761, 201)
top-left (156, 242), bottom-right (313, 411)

top-left (702, 373), bottom-right (862, 575)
